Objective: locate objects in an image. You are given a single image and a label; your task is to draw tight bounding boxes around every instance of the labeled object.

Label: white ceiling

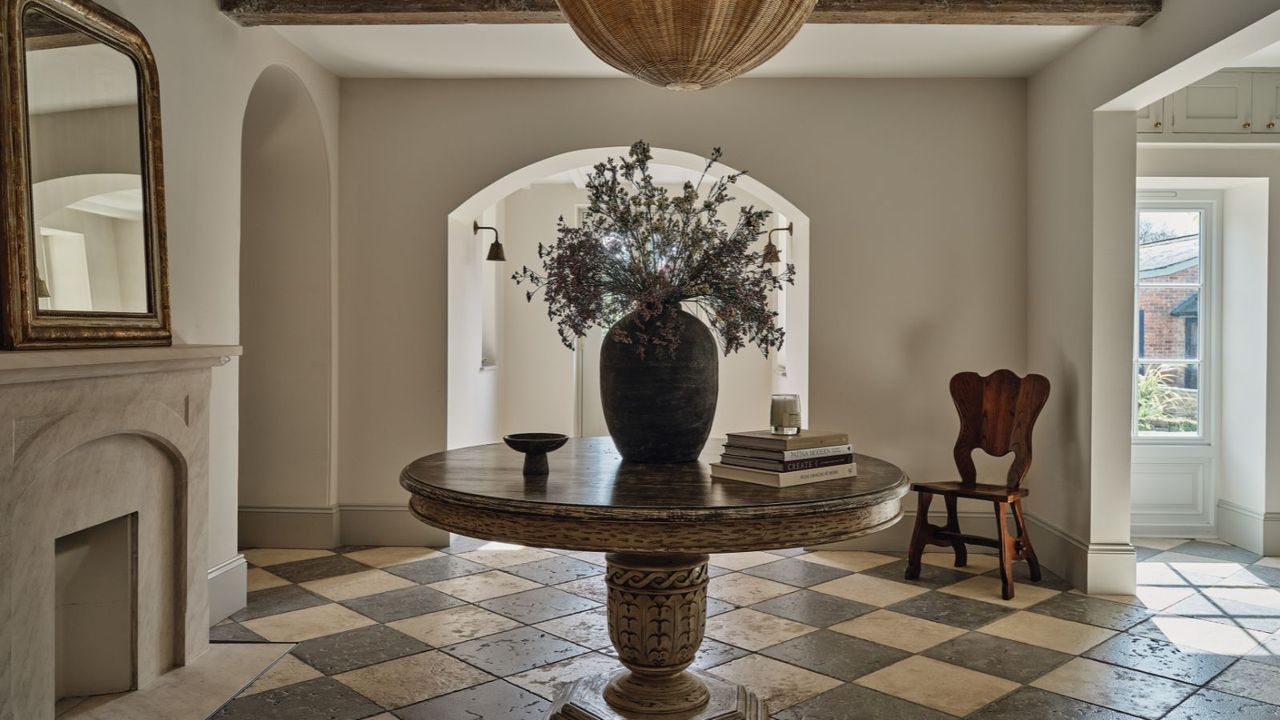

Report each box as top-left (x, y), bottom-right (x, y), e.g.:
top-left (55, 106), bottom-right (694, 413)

top-left (26, 43), bottom-right (136, 114)
top-left (276, 24), bottom-right (1095, 80)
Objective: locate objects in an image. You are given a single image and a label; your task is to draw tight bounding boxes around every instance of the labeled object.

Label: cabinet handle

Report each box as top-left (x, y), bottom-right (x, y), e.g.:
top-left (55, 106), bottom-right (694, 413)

top-left (1245, 122), bottom-right (1253, 129)
top-left (1270, 122), bottom-right (1277, 129)
top-left (1154, 121), bottom-right (1163, 129)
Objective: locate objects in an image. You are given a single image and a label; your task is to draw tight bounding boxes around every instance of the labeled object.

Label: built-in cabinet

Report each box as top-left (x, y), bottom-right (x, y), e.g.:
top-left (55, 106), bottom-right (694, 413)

top-left (1139, 70), bottom-right (1280, 136)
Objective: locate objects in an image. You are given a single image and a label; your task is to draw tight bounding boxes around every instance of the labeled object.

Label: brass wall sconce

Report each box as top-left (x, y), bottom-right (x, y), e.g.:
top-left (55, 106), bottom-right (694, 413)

top-left (475, 221), bottom-right (504, 262)
top-left (763, 221), bottom-right (792, 265)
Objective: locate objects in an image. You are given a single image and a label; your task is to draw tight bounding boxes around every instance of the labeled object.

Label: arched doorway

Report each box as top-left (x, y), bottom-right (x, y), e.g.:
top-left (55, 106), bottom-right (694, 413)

top-left (238, 66), bottom-right (335, 546)
top-left (446, 147), bottom-right (810, 450)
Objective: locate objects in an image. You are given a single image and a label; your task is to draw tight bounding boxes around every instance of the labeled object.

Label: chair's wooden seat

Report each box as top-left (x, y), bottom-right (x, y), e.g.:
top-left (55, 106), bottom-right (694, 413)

top-left (910, 482), bottom-right (1028, 501)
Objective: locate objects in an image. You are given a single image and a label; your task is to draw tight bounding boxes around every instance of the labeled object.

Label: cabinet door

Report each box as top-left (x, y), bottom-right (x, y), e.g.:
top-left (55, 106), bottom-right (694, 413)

top-left (1172, 71), bottom-right (1253, 133)
top-left (1252, 72), bottom-right (1280, 133)
top-left (1137, 98), bottom-right (1166, 133)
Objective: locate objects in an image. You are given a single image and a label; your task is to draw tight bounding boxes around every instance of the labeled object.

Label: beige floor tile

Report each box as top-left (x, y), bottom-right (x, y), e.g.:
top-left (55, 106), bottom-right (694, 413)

top-left (704, 609), bottom-right (816, 651)
top-left (1079, 585), bottom-right (1197, 612)
top-left (810, 574), bottom-right (927, 607)
top-left (707, 655), bottom-right (843, 712)
top-left (1165, 558), bottom-right (1245, 581)
top-left (938, 575), bottom-right (1061, 609)
top-left (979, 611), bottom-right (1115, 654)
top-left (830, 609), bottom-right (966, 653)
top-left (1137, 562), bottom-right (1190, 586)
top-left (1254, 556), bottom-right (1280, 570)
top-left (710, 551), bottom-right (783, 571)
top-left (300, 569), bottom-right (417, 601)
top-left (555, 577), bottom-right (608, 604)
top-left (856, 655), bottom-right (1018, 716)
top-left (428, 570), bottom-right (542, 602)
top-left (241, 603), bottom-right (376, 642)
top-left (1141, 615), bottom-right (1267, 656)
top-left (242, 548), bottom-right (333, 567)
top-left (343, 546), bottom-right (444, 568)
top-left (1133, 537), bottom-right (1189, 551)
top-left (455, 544), bottom-right (559, 568)
top-left (247, 567), bottom-right (289, 592)
top-left (535, 608), bottom-right (612, 649)
top-left (1205, 586), bottom-right (1280, 610)
top-left (799, 551), bottom-right (897, 573)
top-left (709, 574), bottom-right (797, 605)
top-left (241, 654), bottom-right (322, 695)
top-left (921, 552), bottom-right (1000, 574)
top-left (1209, 660), bottom-right (1280, 705)
top-left (508, 652), bottom-right (620, 700)
top-left (335, 650), bottom-right (492, 709)
top-left (562, 550), bottom-right (607, 565)
top-left (389, 605), bottom-right (521, 647)
top-left (1032, 657), bottom-right (1196, 718)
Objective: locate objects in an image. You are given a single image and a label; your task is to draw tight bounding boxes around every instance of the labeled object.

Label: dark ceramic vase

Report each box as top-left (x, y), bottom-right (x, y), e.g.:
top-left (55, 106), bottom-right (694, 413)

top-left (600, 308), bottom-right (718, 463)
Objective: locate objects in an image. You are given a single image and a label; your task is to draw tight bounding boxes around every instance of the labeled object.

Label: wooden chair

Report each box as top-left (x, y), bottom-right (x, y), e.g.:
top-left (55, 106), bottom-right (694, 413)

top-left (906, 370), bottom-right (1051, 600)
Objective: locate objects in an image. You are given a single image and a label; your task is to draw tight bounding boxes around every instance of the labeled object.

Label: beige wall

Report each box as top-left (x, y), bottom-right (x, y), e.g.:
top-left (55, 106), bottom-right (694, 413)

top-left (339, 77), bottom-right (1030, 511)
top-left (1027, 0), bottom-right (1280, 591)
top-left (89, 0), bottom-right (340, 619)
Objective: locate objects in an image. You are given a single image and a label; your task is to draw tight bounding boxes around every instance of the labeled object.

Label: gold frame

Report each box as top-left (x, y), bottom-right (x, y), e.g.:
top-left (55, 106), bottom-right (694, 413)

top-left (1, 0), bottom-right (170, 349)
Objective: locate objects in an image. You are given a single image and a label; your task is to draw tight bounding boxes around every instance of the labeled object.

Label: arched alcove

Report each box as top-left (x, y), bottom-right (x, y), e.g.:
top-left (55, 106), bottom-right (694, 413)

top-left (446, 147), bottom-right (810, 450)
top-left (238, 65), bottom-right (335, 543)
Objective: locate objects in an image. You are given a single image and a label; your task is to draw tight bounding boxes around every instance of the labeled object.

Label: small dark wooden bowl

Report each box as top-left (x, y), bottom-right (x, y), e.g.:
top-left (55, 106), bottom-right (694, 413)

top-left (504, 433), bottom-right (569, 476)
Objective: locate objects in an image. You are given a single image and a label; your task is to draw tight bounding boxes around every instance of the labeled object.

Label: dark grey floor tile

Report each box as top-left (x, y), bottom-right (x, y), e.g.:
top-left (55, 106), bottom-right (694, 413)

top-left (231, 585), bottom-right (328, 622)
top-left (504, 556), bottom-right (603, 586)
top-left (394, 679), bottom-right (548, 720)
top-left (887, 591), bottom-right (1014, 630)
top-left (1244, 633), bottom-right (1280, 668)
top-left (1237, 563), bottom-right (1280, 587)
top-left (689, 638), bottom-right (751, 670)
top-left (443, 626), bottom-right (589, 677)
top-left (1028, 593), bottom-right (1153, 631)
top-left (968, 687), bottom-right (1140, 720)
top-left (767, 547), bottom-right (810, 557)
top-left (268, 555), bottom-right (373, 584)
top-left (210, 621), bottom-right (267, 643)
top-left (982, 563), bottom-right (1074, 591)
top-left (340, 584), bottom-right (464, 624)
top-left (384, 555), bottom-right (490, 584)
top-left (742, 558), bottom-right (851, 588)
top-left (1083, 632), bottom-right (1236, 685)
top-left (749, 589), bottom-right (875, 627)
top-left (1164, 688), bottom-right (1280, 720)
top-left (707, 565), bottom-right (733, 578)
top-left (923, 632), bottom-right (1071, 683)
top-left (1173, 541), bottom-right (1261, 564)
top-left (706, 597), bottom-right (735, 617)
top-left (759, 630), bottom-right (909, 681)
top-left (1136, 547), bottom-right (1163, 561)
top-left (213, 677), bottom-right (382, 720)
top-left (863, 559), bottom-right (971, 590)
top-left (772, 683), bottom-right (951, 720)
top-left (291, 625), bottom-right (430, 675)
top-left (478, 587), bottom-right (600, 624)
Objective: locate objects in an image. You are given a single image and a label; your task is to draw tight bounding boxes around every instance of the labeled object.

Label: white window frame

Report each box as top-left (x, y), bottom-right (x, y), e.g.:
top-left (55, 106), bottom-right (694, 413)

top-left (1132, 194), bottom-right (1221, 446)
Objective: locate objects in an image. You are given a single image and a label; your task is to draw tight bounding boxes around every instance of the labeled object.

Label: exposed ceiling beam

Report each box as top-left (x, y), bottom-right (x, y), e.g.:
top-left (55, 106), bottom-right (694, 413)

top-left (221, 0), bottom-right (1161, 28)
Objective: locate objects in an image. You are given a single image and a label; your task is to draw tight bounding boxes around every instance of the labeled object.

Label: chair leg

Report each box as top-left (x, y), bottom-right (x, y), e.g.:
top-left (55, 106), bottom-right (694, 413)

top-left (906, 492), bottom-right (933, 580)
top-left (1012, 499), bottom-right (1041, 582)
top-left (944, 495), bottom-right (967, 568)
top-left (994, 501), bottom-right (1015, 600)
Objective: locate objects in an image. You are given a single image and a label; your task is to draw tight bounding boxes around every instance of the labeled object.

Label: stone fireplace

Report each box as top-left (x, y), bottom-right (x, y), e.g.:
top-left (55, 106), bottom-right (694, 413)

top-left (0, 346), bottom-right (235, 720)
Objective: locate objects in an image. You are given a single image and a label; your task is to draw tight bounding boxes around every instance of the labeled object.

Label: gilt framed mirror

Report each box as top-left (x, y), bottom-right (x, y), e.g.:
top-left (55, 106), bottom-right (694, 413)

top-left (1, 0), bottom-right (170, 349)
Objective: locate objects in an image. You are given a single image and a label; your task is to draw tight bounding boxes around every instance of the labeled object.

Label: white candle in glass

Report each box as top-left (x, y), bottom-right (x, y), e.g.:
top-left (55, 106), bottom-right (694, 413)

top-left (770, 394), bottom-right (801, 435)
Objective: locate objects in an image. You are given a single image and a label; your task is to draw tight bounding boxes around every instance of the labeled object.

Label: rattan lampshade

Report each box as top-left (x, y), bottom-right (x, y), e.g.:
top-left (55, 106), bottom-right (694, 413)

top-left (556, 0), bottom-right (817, 91)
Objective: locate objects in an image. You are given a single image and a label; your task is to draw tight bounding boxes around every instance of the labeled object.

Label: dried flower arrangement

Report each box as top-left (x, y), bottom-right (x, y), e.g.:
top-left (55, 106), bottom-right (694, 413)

top-left (513, 141), bottom-right (795, 357)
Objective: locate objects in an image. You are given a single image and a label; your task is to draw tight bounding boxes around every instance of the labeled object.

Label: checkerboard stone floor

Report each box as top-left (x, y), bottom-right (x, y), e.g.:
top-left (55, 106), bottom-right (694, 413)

top-left (209, 537), bottom-right (1280, 719)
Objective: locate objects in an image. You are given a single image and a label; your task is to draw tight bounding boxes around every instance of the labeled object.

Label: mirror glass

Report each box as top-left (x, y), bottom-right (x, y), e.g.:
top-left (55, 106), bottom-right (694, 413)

top-left (24, 9), bottom-right (148, 314)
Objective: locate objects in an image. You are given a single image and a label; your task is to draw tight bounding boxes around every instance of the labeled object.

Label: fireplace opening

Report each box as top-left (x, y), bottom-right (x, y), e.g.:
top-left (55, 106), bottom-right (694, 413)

top-left (55, 513), bottom-right (137, 704)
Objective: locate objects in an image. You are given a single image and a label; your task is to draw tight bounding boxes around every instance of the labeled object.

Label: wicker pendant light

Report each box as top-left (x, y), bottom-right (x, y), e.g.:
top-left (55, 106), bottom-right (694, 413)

top-left (556, 0), bottom-right (817, 91)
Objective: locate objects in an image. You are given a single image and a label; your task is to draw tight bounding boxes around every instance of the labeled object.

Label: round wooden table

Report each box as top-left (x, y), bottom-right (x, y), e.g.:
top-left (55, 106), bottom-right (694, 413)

top-left (401, 437), bottom-right (909, 720)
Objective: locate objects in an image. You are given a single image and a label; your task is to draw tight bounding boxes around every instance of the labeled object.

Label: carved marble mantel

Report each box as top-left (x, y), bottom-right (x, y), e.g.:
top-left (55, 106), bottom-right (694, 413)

top-left (0, 345), bottom-right (239, 720)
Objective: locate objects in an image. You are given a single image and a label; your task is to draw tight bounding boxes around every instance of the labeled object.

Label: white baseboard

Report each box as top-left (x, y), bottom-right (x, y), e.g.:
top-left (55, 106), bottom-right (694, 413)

top-left (1216, 500), bottom-right (1280, 555)
top-left (238, 503), bottom-right (449, 549)
top-left (208, 554), bottom-right (247, 625)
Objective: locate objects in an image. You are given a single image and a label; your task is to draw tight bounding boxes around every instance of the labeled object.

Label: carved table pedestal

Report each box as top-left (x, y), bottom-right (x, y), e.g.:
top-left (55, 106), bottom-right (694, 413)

top-left (401, 438), bottom-right (909, 719)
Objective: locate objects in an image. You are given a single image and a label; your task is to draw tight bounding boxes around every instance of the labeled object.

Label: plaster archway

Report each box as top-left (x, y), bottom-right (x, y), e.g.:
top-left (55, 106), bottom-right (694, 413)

top-left (446, 147), bottom-right (810, 450)
top-left (238, 65), bottom-right (336, 546)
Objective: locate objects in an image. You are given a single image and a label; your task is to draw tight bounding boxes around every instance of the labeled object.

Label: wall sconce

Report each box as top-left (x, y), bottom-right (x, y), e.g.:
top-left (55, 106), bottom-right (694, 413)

top-left (475, 221), bottom-right (505, 262)
top-left (762, 221), bottom-right (792, 265)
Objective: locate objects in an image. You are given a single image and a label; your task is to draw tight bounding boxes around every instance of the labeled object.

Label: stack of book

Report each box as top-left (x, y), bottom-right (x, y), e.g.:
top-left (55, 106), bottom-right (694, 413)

top-left (711, 430), bottom-right (856, 487)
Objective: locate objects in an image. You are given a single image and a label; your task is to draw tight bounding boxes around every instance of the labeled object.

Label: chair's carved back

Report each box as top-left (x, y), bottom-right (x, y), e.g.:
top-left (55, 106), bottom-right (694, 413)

top-left (951, 370), bottom-right (1050, 490)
